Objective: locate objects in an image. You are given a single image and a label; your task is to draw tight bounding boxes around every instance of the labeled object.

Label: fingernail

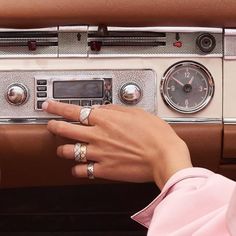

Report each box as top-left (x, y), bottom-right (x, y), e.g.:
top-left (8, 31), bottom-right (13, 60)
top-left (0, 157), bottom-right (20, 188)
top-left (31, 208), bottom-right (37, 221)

top-left (42, 101), bottom-right (49, 110)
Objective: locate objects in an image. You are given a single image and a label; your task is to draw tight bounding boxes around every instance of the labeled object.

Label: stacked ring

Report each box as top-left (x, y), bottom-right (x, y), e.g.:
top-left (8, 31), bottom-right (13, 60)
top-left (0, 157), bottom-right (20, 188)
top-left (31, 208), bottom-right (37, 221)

top-left (74, 143), bottom-right (87, 163)
top-left (87, 162), bottom-right (95, 179)
top-left (79, 106), bottom-right (93, 125)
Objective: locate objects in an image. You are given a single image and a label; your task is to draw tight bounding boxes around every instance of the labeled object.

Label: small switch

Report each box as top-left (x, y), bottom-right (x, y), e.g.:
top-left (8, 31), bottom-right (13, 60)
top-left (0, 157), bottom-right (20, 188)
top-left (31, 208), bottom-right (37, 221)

top-left (28, 40), bottom-right (37, 51)
top-left (37, 86), bottom-right (47, 91)
top-left (37, 80), bottom-right (47, 85)
top-left (37, 92), bottom-right (47, 98)
top-left (81, 100), bottom-right (92, 106)
top-left (37, 100), bottom-right (45, 109)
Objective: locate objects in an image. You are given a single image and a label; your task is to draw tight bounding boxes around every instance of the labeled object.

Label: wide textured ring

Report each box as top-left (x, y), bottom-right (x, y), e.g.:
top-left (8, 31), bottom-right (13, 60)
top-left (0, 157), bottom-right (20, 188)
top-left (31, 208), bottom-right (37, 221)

top-left (79, 106), bottom-right (93, 125)
top-left (87, 161), bottom-right (95, 179)
top-left (74, 143), bottom-right (87, 163)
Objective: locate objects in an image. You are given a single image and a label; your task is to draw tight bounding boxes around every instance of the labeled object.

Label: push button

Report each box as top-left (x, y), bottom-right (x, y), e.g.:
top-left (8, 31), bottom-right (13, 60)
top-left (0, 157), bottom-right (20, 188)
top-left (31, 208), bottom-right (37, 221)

top-left (37, 92), bottom-right (47, 98)
top-left (59, 100), bottom-right (70, 104)
top-left (37, 100), bottom-right (45, 109)
top-left (70, 100), bottom-right (81, 106)
top-left (37, 86), bottom-right (47, 91)
top-left (92, 100), bottom-right (103, 105)
top-left (81, 100), bottom-right (91, 106)
top-left (37, 80), bottom-right (47, 85)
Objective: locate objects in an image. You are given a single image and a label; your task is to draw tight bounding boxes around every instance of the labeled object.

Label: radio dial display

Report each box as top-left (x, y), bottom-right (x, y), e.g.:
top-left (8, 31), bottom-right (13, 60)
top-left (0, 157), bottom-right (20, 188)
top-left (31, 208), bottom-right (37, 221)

top-left (53, 80), bottom-right (104, 99)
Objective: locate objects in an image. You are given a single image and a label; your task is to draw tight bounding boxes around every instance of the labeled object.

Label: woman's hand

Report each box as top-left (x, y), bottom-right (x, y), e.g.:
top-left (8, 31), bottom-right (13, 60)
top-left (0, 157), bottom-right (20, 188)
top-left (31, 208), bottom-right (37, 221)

top-left (43, 100), bottom-right (192, 189)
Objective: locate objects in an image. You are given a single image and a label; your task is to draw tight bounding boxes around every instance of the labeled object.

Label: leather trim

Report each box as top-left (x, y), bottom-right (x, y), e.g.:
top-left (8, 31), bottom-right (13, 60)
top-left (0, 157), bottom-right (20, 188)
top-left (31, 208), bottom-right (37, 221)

top-left (218, 165), bottom-right (236, 181)
top-left (223, 124), bottom-right (236, 158)
top-left (171, 123), bottom-right (222, 172)
top-left (0, 124), bottom-right (223, 188)
top-left (0, 1), bottom-right (235, 28)
top-left (0, 125), bottom-right (108, 188)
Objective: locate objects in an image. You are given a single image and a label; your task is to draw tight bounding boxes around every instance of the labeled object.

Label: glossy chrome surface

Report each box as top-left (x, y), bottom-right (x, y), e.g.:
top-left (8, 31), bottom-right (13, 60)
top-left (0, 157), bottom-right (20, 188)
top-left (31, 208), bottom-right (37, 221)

top-left (6, 83), bottom-right (29, 106)
top-left (119, 83), bottom-right (142, 105)
top-left (160, 61), bottom-right (215, 114)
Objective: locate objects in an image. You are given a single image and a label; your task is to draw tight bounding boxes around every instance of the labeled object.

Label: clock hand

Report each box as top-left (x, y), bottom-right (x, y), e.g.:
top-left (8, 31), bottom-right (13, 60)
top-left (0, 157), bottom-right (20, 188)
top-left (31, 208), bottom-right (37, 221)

top-left (172, 76), bottom-right (184, 87)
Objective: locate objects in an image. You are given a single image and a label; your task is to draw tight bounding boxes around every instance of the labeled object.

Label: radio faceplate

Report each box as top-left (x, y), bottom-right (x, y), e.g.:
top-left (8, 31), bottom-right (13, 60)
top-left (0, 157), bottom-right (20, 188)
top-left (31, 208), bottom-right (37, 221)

top-left (0, 70), bottom-right (156, 121)
top-left (35, 76), bottom-right (112, 110)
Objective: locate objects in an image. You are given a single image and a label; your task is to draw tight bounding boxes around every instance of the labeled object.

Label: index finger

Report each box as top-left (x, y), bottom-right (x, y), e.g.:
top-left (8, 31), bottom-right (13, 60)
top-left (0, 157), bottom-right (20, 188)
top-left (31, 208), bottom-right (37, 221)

top-left (42, 100), bottom-right (99, 125)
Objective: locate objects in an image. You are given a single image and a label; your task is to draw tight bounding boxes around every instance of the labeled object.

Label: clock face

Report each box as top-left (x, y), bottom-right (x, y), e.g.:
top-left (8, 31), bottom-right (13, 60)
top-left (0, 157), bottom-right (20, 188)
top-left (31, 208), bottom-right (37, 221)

top-left (160, 61), bottom-right (214, 114)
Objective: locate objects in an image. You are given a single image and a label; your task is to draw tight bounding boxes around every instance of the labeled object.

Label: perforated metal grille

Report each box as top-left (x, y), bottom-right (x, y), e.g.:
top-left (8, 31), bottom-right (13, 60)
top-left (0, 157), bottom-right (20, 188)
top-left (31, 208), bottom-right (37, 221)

top-left (0, 70), bottom-right (156, 120)
top-left (58, 32), bottom-right (88, 57)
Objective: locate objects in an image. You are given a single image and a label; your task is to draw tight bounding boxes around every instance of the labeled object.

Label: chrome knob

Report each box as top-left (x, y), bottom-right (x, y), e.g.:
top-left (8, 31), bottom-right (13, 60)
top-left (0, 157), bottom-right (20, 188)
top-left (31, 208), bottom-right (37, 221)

top-left (6, 83), bottom-right (29, 106)
top-left (120, 83), bottom-right (142, 105)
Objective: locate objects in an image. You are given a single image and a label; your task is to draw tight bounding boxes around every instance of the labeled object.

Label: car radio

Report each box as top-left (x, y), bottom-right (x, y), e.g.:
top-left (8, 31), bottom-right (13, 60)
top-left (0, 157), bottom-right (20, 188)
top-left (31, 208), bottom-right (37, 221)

top-left (1, 70), bottom-right (156, 120)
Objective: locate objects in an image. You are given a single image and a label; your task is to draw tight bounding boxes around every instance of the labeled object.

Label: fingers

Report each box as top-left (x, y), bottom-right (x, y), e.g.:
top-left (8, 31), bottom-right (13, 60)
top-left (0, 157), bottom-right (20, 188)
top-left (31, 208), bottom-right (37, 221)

top-left (57, 143), bottom-right (100, 162)
top-left (42, 100), bottom-right (102, 125)
top-left (47, 120), bottom-right (95, 142)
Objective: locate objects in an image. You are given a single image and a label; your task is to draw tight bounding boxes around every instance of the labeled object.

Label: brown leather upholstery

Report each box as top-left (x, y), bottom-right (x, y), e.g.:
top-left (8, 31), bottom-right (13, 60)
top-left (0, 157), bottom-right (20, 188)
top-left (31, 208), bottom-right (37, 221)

top-left (172, 124), bottom-right (222, 172)
top-left (218, 164), bottom-right (236, 180)
top-left (223, 124), bottom-right (236, 159)
top-left (0, 124), bottom-right (223, 188)
top-left (0, 0), bottom-right (236, 28)
top-left (0, 125), bottom-right (109, 188)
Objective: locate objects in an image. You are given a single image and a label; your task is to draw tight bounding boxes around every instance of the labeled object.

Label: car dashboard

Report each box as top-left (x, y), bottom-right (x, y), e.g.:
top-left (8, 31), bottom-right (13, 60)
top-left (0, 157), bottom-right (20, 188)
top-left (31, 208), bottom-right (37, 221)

top-left (0, 0), bottom-right (236, 235)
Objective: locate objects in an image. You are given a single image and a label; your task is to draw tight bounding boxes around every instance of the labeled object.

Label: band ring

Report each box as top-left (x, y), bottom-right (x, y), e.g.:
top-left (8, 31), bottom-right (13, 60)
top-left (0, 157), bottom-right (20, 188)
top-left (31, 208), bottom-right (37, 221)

top-left (74, 143), bottom-right (87, 163)
top-left (87, 161), bottom-right (95, 179)
top-left (79, 106), bottom-right (93, 125)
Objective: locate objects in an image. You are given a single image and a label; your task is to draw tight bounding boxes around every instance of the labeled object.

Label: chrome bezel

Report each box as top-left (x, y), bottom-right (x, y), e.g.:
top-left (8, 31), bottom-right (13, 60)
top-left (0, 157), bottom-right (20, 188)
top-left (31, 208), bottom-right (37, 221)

top-left (160, 61), bottom-right (215, 114)
top-left (5, 83), bottom-right (29, 106)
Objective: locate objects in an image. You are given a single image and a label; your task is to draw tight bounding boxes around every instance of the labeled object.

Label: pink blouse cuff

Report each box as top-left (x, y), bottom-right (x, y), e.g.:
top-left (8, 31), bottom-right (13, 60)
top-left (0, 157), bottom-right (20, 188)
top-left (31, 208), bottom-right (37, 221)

top-left (131, 167), bottom-right (216, 228)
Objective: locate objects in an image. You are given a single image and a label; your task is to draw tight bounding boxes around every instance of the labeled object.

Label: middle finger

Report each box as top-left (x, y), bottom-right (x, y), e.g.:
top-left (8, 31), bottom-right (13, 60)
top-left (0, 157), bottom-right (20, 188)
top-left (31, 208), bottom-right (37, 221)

top-left (47, 120), bottom-right (95, 142)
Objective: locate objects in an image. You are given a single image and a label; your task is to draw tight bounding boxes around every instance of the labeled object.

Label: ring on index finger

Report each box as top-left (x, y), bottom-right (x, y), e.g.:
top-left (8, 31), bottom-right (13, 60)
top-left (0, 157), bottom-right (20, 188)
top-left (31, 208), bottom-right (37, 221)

top-left (79, 106), bottom-right (93, 126)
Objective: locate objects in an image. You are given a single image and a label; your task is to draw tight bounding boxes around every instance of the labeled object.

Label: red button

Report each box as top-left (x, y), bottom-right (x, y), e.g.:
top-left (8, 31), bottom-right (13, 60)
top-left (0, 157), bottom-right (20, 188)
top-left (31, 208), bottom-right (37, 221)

top-left (173, 41), bottom-right (182, 48)
top-left (28, 41), bottom-right (37, 51)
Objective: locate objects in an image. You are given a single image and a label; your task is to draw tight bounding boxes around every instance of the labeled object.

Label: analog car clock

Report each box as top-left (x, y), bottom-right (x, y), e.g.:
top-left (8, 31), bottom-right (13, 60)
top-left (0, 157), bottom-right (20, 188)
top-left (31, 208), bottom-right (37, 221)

top-left (160, 61), bottom-right (215, 113)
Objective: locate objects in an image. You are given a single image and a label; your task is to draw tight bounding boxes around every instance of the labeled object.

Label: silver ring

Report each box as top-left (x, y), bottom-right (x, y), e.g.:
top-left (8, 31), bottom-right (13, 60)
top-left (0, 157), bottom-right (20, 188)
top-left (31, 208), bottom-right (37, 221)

top-left (79, 106), bottom-right (93, 125)
top-left (87, 162), bottom-right (95, 179)
top-left (74, 143), bottom-right (87, 163)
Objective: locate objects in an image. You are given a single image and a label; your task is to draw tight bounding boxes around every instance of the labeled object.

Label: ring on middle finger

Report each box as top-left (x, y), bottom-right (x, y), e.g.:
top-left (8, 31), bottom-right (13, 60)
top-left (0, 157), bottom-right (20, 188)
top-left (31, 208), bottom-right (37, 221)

top-left (74, 143), bottom-right (87, 163)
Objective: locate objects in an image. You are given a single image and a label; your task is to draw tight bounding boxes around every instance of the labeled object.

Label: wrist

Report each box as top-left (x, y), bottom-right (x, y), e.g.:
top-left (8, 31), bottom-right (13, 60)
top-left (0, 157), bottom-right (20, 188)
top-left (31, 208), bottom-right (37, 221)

top-left (152, 140), bottom-right (192, 189)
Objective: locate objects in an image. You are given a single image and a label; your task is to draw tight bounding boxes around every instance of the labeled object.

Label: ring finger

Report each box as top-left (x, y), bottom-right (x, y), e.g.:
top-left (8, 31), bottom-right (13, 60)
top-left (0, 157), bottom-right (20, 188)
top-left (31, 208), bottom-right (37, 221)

top-left (57, 143), bottom-right (101, 162)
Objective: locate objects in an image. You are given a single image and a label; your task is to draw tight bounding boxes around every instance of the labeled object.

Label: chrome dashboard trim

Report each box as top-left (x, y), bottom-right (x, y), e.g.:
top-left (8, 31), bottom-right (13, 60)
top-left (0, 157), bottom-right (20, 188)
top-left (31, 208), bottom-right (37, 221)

top-left (225, 29), bottom-right (236, 35)
top-left (224, 118), bottom-right (236, 124)
top-left (0, 27), bottom-right (58, 32)
top-left (0, 118), bottom-right (222, 125)
top-left (58, 26), bottom-right (88, 32)
top-left (164, 117), bottom-right (222, 124)
top-left (89, 54), bottom-right (222, 58)
top-left (88, 26), bottom-right (223, 33)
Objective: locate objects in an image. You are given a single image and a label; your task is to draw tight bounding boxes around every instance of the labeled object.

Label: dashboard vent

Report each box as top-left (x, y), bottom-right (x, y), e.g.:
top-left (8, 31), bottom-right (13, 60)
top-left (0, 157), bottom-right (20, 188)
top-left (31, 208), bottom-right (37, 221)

top-left (88, 26), bottom-right (166, 53)
top-left (0, 28), bottom-right (58, 57)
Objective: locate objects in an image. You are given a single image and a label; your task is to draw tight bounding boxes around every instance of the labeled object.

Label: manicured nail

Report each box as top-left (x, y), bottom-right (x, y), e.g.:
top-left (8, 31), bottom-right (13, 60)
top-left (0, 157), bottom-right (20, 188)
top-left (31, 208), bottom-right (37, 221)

top-left (42, 101), bottom-right (49, 110)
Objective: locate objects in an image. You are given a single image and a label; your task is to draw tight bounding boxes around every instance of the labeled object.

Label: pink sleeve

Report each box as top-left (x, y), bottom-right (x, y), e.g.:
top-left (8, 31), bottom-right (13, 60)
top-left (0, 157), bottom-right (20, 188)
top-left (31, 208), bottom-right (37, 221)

top-left (132, 167), bottom-right (236, 236)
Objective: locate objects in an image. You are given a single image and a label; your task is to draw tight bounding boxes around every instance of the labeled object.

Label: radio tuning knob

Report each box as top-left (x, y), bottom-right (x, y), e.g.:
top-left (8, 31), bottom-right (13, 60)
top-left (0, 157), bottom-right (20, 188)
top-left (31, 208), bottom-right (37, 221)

top-left (6, 83), bottom-right (29, 106)
top-left (119, 83), bottom-right (142, 105)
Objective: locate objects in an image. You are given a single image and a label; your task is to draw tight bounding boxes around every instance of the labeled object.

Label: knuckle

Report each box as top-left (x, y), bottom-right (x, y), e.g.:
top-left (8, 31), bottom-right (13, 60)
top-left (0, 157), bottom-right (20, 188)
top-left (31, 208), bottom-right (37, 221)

top-left (55, 121), bottom-right (65, 135)
top-left (62, 106), bottom-right (76, 119)
top-left (61, 145), bottom-right (68, 157)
